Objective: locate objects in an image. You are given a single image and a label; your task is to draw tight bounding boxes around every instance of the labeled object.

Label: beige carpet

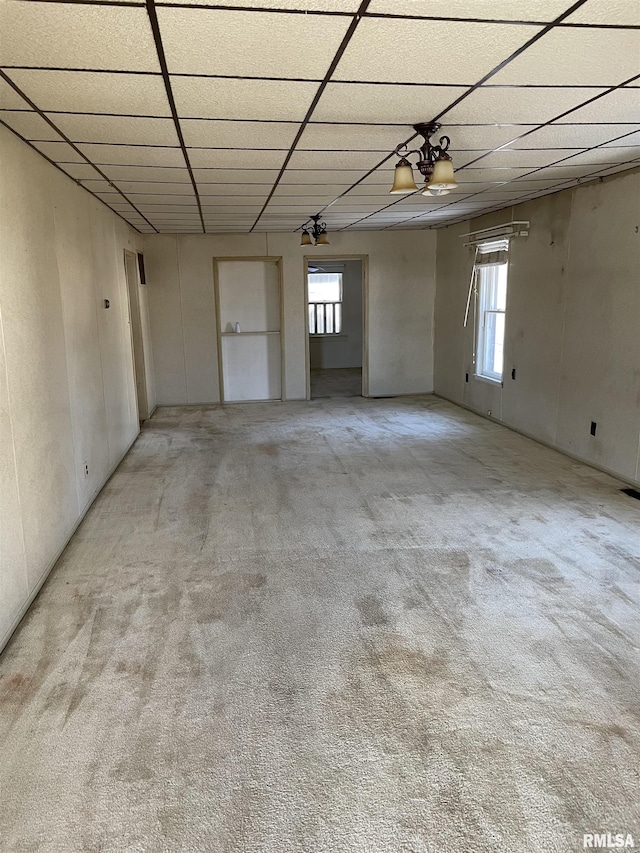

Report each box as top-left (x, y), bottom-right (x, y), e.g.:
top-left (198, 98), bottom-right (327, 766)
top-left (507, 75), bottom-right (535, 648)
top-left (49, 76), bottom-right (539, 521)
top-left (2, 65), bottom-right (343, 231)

top-left (1, 395), bottom-right (639, 852)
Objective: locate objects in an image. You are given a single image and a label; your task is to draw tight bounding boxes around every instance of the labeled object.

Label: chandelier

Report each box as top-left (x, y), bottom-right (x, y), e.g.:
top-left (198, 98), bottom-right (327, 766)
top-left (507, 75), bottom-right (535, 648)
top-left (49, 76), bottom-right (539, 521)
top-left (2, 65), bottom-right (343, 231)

top-left (389, 122), bottom-right (457, 196)
top-left (300, 214), bottom-right (330, 246)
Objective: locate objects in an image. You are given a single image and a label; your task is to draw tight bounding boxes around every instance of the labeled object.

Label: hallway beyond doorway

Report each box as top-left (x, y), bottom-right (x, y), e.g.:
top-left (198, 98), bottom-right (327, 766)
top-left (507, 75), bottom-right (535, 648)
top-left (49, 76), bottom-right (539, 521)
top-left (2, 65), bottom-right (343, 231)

top-left (310, 367), bottom-right (362, 398)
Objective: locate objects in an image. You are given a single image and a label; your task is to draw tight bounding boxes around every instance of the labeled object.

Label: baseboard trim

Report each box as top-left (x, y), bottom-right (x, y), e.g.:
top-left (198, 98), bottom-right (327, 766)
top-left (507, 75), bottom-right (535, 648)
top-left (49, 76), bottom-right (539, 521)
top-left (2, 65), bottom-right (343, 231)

top-left (0, 430), bottom-right (141, 656)
top-left (433, 392), bottom-right (639, 489)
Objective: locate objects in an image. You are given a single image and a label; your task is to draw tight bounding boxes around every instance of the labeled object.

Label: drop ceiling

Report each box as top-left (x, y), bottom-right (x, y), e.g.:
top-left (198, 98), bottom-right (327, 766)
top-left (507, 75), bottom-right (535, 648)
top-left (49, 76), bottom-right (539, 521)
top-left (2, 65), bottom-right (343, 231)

top-left (0, 0), bottom-right (638, 234)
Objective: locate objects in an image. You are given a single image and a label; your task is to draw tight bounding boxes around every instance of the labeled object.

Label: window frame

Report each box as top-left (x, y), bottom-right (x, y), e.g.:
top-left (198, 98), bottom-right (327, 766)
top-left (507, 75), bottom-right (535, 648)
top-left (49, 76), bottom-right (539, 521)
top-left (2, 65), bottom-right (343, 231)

top-left (474, 243), bottom-right (508, 384)
top-left (307, 271), bottom-right (344, 337)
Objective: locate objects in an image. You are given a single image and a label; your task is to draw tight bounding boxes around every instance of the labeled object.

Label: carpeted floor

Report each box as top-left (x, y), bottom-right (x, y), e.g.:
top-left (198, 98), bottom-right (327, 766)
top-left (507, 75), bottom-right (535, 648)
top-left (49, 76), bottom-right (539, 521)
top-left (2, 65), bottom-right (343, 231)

top-left (0, 395), bottom-right (638, 853)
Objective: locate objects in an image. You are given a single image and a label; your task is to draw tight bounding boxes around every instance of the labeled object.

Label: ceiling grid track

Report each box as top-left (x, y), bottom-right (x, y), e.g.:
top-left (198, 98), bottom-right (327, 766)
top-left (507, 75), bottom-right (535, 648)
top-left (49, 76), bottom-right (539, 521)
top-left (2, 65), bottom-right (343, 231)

top-left (249, 0), bottom-right (373, 232)
top-left (1, 0), bottom-right (637, 233)
top-left (145, 0), bottom-right (206, 232)
top-left (0, 68), bottom-right (158, 231)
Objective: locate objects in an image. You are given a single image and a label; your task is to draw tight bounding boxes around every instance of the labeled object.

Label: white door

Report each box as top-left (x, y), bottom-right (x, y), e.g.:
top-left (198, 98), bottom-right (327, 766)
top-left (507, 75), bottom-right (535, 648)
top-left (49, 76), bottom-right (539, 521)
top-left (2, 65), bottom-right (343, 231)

top-left (216, 259), bottom-right (282, 402)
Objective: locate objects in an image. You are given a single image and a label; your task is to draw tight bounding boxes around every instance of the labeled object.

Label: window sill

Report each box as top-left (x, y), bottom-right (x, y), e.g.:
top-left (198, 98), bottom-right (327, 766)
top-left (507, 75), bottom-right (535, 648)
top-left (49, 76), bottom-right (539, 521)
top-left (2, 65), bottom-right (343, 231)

top-left (474, 374), bottom-right (503, 387)
top-left (310, 334), bottom-right (348, 340)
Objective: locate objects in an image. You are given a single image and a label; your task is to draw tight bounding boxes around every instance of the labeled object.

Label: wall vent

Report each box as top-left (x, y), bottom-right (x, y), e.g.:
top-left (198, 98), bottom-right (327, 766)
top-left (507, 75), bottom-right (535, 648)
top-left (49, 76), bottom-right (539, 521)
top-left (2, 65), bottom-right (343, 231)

top-left (621, 488), bottom-right (640, 501)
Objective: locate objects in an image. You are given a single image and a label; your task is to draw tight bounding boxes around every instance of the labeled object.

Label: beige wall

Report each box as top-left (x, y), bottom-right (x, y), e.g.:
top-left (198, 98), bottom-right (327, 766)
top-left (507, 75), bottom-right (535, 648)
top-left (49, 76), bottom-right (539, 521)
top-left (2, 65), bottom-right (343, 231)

top-left (144, 230), bottom-right (436, 402)
top-left (434, 168), bottom-right (640, 485)
top-left (0, 125), bottom-right (150, 650)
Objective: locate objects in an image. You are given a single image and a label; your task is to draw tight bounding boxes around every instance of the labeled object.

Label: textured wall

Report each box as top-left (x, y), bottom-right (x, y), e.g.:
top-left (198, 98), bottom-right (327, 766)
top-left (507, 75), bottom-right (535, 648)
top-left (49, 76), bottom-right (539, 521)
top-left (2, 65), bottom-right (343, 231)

top-left (434, 168), bottom-right (640, 484)
top-left (144, 230), bottom-right (436, 402)
top-left (0, 125), bottom-right (149, 650)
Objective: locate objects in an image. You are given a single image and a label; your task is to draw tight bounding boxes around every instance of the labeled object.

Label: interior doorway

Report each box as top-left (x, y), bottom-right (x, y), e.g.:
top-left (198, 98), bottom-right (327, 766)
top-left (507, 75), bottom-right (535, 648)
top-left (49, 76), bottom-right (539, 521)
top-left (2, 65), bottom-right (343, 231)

top-left (123, 250), bottom-right (149, 422)
top-left (214, 257), bottom-right (283, 403)
top-left (304, 256), bottom-right (367, 400)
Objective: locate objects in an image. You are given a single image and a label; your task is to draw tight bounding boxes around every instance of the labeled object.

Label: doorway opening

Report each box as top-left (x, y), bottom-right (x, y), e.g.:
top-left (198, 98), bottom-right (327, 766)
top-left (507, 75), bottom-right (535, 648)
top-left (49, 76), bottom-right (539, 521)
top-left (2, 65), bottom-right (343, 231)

top-left (124, 250), bottom-right (150, 423)
top-left (305, 256), bottom-right (367, 400)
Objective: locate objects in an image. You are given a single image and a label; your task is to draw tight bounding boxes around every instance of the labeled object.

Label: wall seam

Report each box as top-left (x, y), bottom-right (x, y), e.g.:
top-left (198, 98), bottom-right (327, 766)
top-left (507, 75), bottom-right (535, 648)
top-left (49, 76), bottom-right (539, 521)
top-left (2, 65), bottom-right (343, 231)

top-left (0, 302), bottom-right (29, 596)
top-left (90, 208), bottom-right (113, 468)
top-left (552, 189), bottom-right (572, 446)
top-left (175, 235), bottom-right (189, 403)
top-left (51, 195), bottom-right (83, 517)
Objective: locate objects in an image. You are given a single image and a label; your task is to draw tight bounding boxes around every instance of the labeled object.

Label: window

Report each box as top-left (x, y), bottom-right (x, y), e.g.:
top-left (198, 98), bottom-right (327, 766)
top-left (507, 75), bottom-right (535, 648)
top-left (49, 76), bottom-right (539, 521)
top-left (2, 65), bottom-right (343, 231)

top-left (308, 272), bottom-right (343, 335)
top-left (475, 240), bottom-right (508, 382)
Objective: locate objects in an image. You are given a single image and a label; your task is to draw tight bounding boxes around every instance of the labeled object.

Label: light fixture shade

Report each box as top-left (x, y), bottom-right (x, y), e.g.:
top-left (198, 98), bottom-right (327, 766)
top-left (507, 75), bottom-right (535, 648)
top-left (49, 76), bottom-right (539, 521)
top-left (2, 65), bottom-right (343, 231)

top-left (300, 231), bottom-right (312, 246)
top-left (389, 158), bottom-right (418, 194)
top-left (429, 156), bottom-right (457, 190)
top-left (316, 230), bottom-right (330, 245)
top-left (421, 185), bottom-right (451, 196)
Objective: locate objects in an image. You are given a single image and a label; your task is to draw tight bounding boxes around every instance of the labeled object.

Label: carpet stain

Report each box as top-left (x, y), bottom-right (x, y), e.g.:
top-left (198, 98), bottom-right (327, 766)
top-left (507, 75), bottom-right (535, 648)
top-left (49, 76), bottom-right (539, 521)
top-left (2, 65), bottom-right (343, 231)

top-left (191, 571), bottom-right (267, 624)
top-left (357, 594), bottom-right (389, 627)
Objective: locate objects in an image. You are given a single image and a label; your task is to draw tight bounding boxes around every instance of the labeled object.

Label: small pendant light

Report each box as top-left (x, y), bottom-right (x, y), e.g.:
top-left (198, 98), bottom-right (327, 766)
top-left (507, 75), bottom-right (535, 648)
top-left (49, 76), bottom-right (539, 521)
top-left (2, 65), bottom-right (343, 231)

top-left (389, 157), bottom-right (419, 194)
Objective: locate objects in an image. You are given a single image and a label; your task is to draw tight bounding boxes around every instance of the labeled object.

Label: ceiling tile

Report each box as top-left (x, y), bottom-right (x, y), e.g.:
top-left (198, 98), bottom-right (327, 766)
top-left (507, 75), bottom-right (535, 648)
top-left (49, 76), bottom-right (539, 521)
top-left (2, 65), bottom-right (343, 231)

top-left (52, 114), bottom-right (179, 146)
top-left (563, 0), bottom-right (640, 25)
top-left (272, 184), bottom-right (352, 196)
top-left (31, 140), bottom-right (87, 163)
top-left (181, 119), bottom-right (296, 149)
top-left (198, 184), bottom-right (271, 197)
top-left (200, 205), bottom-right (263, 213)
top-left (554, 146), bottom-right (640, 167)
top-left (188, 149), bottom-right (286, 168)
top-left (602, 130), bottom-right (640, 147)
top-left (170, 76), bottom-right (317, 121)
top-left (0, 111), bottom-right (62, 141)
top-left (443, 125), bottom-right (539, 149)
top-left (300, 123), bottom-right (418, 151)
top-left (455, 166), bottom-right (538, 181)
top-left (280, 169), bottom-right (370, 183)
top-left (136, 205), bottom-right (199, 212)
top-left (553, 88), bottom-right (640, 124)
top-left (367, 0), bottom-right (571, 21)
top-left (57, 162), bottom-right (105, 181)
top-left (472, 148), bottom-right (585, 168)
top-left (334, 18), bottom-right (541, 83)
top-left (124, 194), bottom-right (198, 205)
top-left (6, 70), bottom-right (170, 117)
top-left (113, 181), bottom-right (194, 195)
top-left (76, 144), bottom-right (185, 166)
top-left (442, 86), bottom-right (606, 125)
top-left (490, 28), bottom-right (640, 86)
top-left (313, 82), bottom-right (464, 123)
top-left (101, 165), bottom-right (192, 182)
top-left (0, 4), bottom-right (159, 72)
top-left (158, 8), bottom-right (350, 77)
top-left (194, 168), bottom-right (280, 184)
top-left (178, 0), bottom-right (359, 7)
top-left (509, 123), bottom-right (639, 148)
top-left (0, 77), bottom-right (31, 110)
top-left (288, 150), bottom-right (384, 169)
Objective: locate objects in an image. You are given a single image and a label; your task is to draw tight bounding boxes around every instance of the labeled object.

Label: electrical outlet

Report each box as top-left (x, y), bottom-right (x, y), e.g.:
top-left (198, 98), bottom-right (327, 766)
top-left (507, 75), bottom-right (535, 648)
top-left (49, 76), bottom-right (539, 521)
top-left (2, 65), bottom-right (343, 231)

top-left (84, 462), bottom-right (89, 479)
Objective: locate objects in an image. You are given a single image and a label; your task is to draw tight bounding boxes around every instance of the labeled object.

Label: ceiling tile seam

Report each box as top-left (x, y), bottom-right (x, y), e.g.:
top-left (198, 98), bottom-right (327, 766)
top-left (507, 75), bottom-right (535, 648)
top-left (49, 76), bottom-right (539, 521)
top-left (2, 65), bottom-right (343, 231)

top-left (250, 0), bottom-right (373, 233)
top-left (145, 0), bottom-right (206, 232)
top-left (456, 72), bottom-right (640, 170)
top-left (325, 0), bottom-right (595, 232)
top-left (338, 17), bottom-right (630, 232)
top-left (380, 125), bottom-right (640, 232)
top-left (431, 0), bottom-right (592, 124)
top-left (0, 116), bottom-right (143, 233)
top-left (0, 69), bottom-right (158, 231)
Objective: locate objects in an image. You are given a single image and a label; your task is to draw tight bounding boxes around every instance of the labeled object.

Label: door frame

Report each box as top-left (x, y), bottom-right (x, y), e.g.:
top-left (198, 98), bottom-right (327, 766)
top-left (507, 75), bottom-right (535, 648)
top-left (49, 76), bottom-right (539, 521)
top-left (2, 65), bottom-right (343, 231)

top-left (123, 249), bottom-right (148, 421)
top-left (303, 254), bottom-right (369, 400)
top-left (213, 256), bottom-right (285, 403)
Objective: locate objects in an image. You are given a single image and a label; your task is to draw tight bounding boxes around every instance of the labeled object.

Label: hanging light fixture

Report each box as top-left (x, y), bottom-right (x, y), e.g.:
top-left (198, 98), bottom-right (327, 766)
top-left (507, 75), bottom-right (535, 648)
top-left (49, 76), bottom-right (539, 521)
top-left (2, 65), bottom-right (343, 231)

top-left (389, 122), bottom-right (457, 197)
top-left (300, 213), bottom-right (330, 246)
